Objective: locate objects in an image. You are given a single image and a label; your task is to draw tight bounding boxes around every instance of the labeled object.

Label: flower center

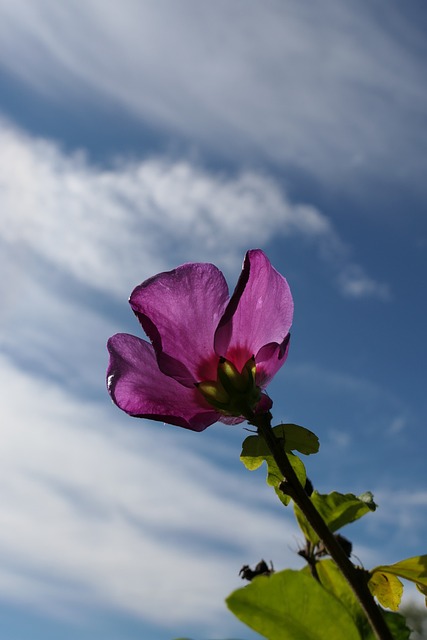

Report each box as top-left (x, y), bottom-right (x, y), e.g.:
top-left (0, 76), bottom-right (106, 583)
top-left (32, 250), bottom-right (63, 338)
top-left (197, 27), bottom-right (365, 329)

top-left (196, 356), bottom-right (261, 418)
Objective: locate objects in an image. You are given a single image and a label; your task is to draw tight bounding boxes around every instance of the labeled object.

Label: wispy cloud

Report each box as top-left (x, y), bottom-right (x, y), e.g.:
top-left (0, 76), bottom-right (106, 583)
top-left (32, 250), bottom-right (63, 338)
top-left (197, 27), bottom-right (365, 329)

top-left (337, 264), bottom-right (391, 301)
top-left (0, 4), bottom-right (425, 635)
top-left (12, 343), bottom-right (422, 628)
top-left (287, 362), bottom-right (410, 442)
top-left (0, 354), bottom-right (301, 631)
top-left (0, 116), bottom-right (402, 632)
top-left (0, 117), bottom-right (388, 307)
top-left (362, 488), bottom-right (427, 561)
top-left (0, 1), bottom-right (426, 191)
top-left (388, 416), bottom-right (408, 435)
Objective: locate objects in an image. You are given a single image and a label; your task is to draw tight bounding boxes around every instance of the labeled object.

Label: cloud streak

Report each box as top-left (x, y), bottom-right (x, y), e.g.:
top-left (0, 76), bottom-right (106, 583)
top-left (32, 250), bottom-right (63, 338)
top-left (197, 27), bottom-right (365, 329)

top-left (0, 4), bottom-right (425, 635)
top-left (337, 264), bottom-right (391, 301)
top-left (0, 117), bottom-right (388, 310)
top-left (0, 115), bottom-right (403, 635)
top-left (0, 353), bottom-right (301, 631)
top-left (0, 0), bottom-right (426, 191)
top-left (2, 342), bottom-right (419, 632)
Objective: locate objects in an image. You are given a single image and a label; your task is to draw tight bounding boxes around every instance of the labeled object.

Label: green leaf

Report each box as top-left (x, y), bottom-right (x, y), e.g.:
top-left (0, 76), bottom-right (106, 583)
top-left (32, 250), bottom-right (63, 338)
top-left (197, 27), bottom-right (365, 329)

top-left (294, 491), bottom-right (377, 544)
top-left (382, 612), bottom-right (411, 640)
top-left (372, 555), bottom-right (427, 588)
top-left (226, 568), bottom-right (361, 640)
top-left (273, 453), bottom-right (306, 506)
top-left (240, 435), bottom-right (306, 506)
top-left (304, 560), bottom-right (410, 639)
top-left (307, 560), bottom-right (372, 638)
top-left (371, 555), bottom-right (427, 607)
top-left (272, 423), bottom-right (320, 455)
top-left (312, 560), bottom-right (364, 620)
top-left (416, 581), bottom-right (427, 605)
top-left (368, 572), bottom-right (403, 611)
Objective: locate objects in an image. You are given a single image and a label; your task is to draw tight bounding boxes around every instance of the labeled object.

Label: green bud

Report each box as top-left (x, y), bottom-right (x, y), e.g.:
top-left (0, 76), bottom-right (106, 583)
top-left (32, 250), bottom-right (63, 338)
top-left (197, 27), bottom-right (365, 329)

top-left (197, 356), bottom-right (261, 418)
top-left (197, 380), bottom-right (230, 409)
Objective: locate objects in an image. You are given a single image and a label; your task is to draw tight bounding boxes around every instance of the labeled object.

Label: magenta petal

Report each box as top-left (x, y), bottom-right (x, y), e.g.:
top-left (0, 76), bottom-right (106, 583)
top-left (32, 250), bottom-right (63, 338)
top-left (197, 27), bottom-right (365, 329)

top-left (256, 393), bottom-right (273, 414)
top-left (218, 415), bottom-right (245, 425)
top-left (107, 334), bottom-right (220, 431)
top-left (255, 334), bottom-right (291, 387)
top-left (130, 263), bottom-right (229, 384)
top-left (215, 250), bottom-right (294, 371)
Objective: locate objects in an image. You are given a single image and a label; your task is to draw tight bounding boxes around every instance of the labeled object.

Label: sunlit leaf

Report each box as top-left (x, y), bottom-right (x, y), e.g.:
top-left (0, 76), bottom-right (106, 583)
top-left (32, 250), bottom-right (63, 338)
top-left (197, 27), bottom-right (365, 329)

top-left (416, 582), bottom-right (427, 606)
top-left (272, 423), bottom-right (320, 455)
top-left (273, 453), bottom-right (306, 506)
top-left (226, 568), bottom-right (361, 640)
top-left (312, 560), bottom-right (364, 620)
top-left (371, 555), bottom-right (427, 608)
top-left (303, 560), bottom-right (410, 639)
top-left (372, 556), bottom-right (427, 588)
top-left (240, 435), bottom-right (306, 506)
top-left (240, 433), bottom-right (269, 470)
top-left (307, 560), bottom-right (372, 637)
top-left (368, 572), bottom-right (403, 611)
top-left (294, 491), bottom-right (377, 544)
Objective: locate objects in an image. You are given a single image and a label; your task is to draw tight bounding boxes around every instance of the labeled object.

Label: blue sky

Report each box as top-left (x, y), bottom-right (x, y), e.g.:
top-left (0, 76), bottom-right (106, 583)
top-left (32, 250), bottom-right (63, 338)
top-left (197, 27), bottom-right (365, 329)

top-left (0, 1), bottom-right (426, 639)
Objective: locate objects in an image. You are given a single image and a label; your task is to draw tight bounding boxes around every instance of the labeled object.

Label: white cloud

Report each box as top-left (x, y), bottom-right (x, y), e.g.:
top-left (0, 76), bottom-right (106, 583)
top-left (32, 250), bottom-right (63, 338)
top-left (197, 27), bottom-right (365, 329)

top-left (0, 0), bottom-right (426, 190)
top-left (0, 5), bottom-right (423, 629)
top-left (325, 428), bottom-right (352, 450)
top-left (287, 362), bottom-right (409, 445)
top-left (0, 117), bottom-right (401, 632)
top-left (0, 353), bottom-right (302, 631)
top-left (337, 264), bottom-right (391, 300)
top-left (5, 338), bottom-right (421, 631)
top-left (388, 416), bottom-right (408, 435)
top-left (0, 117), bottom-right (388, 308)
top-left (290, 362), bottom-right (400, 408)
top-left (363, 488), bottom-right (427, 559)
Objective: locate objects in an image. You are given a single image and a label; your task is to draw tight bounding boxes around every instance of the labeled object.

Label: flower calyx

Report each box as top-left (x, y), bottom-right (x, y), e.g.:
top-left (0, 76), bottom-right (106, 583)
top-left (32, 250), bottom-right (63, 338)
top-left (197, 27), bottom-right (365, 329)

top-left (196, 356), bottom-right (261, 419)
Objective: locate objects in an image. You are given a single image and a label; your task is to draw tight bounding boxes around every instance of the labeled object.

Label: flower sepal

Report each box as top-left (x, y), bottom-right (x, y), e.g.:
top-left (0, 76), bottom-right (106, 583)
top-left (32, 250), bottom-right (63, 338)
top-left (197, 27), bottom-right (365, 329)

top-left (197, 356), bottom-right (262, 419)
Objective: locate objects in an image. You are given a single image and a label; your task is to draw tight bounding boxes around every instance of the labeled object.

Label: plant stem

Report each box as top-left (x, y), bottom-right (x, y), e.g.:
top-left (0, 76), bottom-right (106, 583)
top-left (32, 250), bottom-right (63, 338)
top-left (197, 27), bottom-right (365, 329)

top-left (253, 412), bottom-right (393, 640)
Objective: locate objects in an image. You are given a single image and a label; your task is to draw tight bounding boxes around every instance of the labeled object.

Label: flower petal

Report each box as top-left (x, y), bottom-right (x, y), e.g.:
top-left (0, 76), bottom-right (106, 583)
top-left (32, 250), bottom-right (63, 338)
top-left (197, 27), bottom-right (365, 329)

top-left (130, 263), bottom-right (229, 385)
top-left (107, 333), bottom-right (220, 431)
top-left (255, 334), bottom-right (291, 387)
top-left (215, 249), bottom-right (293, 372)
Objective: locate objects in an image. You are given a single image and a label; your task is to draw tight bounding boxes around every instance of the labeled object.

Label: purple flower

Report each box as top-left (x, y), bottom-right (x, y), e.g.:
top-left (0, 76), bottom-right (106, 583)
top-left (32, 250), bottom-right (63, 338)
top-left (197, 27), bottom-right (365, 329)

top-left (107, 249), bottom-right (293, 431)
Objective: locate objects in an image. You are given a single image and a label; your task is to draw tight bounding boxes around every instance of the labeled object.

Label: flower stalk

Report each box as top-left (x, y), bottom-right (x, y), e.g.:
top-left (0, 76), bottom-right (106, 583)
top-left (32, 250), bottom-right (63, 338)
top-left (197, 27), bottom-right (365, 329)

top-left (252, 411), bottom-right (394, 640)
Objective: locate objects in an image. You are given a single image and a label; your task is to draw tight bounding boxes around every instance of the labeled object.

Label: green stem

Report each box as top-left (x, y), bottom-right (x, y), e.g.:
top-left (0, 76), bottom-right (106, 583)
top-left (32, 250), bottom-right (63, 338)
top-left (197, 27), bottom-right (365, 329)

top-left (253, 412), bottom-right (393, 640)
